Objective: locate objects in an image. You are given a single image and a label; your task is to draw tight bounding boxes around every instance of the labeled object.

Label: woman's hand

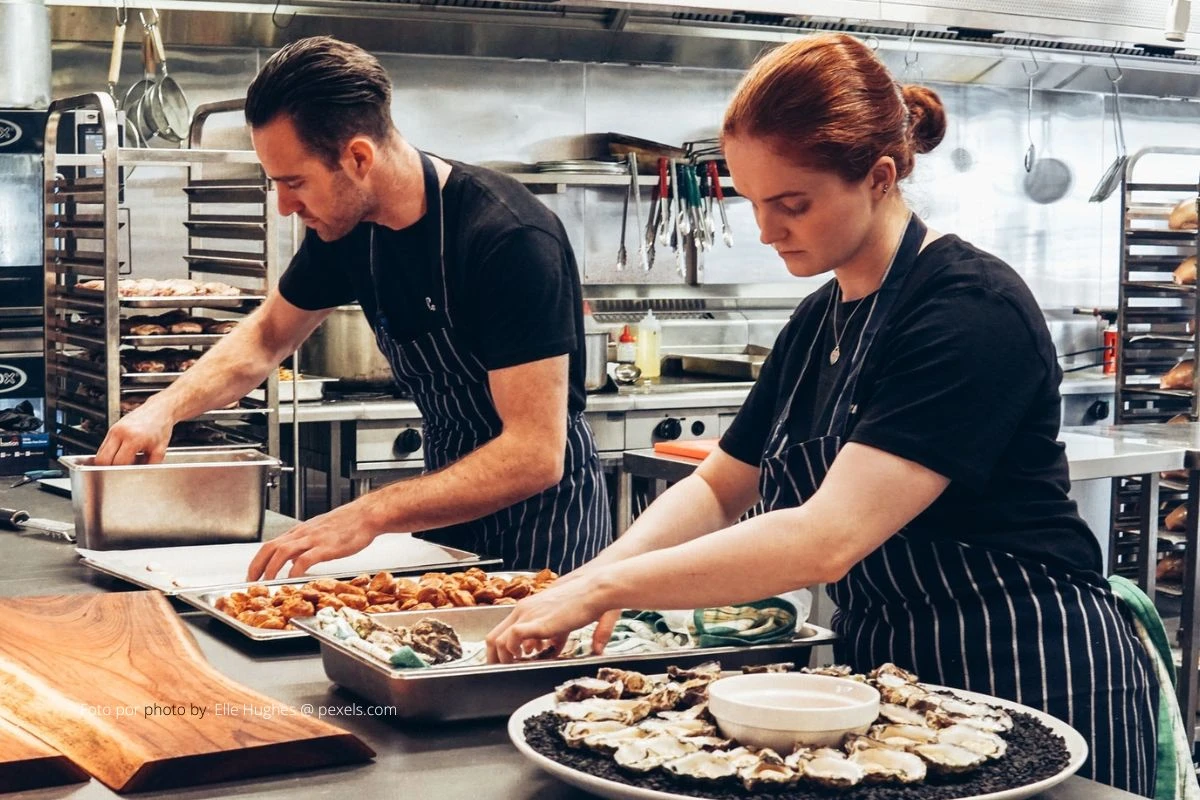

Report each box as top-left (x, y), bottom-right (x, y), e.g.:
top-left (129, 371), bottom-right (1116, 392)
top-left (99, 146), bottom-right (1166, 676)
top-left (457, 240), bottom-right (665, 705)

top-left (485, 570), bottom-right (621, 663)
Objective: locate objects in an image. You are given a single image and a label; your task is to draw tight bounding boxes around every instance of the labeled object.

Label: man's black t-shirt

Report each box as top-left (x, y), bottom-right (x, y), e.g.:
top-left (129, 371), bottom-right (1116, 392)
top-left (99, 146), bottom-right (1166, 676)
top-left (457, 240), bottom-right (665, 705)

top-left (721, 234), bottom-right (1101, 575)
top-left (278, 158), bottom-right (587, 416)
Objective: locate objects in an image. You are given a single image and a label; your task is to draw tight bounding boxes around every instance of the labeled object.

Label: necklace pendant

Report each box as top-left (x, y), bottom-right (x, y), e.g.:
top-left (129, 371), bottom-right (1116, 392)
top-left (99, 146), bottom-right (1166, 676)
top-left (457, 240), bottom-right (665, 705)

top-left (829, 346), bottom-right (840, 365)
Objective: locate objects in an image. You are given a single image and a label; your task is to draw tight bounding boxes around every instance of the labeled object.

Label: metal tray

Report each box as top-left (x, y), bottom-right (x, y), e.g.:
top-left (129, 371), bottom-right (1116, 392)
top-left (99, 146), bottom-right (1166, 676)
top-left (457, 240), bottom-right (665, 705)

top-left (675, 347), bottom-right (770, 381)
top-left (249, 376), bottom-right (336, 403)
top-left (294, 607), bottom-right (838, 721)
top-left (80, 534), bottom-right (491, 596)
top-left (61, 450), bottom-right (281, 549)
top-left (179, 566), bottom-right (521, 641)
top-left (69, 287), bottom-right (263, 309)
top-left (118, 295), bottom-right (264, 309)
top-left (122, 334), bottom-right (225, 347)
top-left (121, 370), bottom-right (186, 384)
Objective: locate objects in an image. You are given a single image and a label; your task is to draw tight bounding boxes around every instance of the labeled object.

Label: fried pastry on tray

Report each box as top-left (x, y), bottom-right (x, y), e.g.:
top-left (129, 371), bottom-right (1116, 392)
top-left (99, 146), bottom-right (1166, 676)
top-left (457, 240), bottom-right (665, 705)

top-left (216, 567), bottom-right (559, 629)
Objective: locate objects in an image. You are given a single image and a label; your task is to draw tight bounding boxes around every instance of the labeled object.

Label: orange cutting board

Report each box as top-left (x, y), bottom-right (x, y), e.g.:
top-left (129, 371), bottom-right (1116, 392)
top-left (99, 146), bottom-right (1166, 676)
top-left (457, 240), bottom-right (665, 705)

top-left (0, 593), bottom-right (374, 792)
top-left (0, 714), bottom-right (87, 792)
top-left (653, 438), bottom-right (721, 460)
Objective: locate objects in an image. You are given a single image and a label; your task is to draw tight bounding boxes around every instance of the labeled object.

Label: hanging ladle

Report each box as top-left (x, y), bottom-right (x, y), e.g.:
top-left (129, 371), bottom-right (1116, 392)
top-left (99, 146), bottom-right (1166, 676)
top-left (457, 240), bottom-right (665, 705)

top-left (1022, 52), bottom-right (1039, 173)
top-left (1089, 58), bottom-right (1128, 203)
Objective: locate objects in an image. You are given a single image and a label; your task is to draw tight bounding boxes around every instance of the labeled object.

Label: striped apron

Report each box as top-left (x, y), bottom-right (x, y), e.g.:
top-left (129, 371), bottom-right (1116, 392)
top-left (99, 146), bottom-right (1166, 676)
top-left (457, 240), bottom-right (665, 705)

top-left (757, 215), bottom-right (1159, 796)
top-left (365, 152), bottom-right (611, 574)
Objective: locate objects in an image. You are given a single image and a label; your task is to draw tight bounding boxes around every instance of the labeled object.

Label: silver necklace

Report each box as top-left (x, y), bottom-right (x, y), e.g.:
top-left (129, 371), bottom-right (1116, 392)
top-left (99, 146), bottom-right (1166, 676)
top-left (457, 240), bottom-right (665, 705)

top-left (828, 214), bottom-right (913, 366)
top-left (829, 290), bottom-right (866, 365)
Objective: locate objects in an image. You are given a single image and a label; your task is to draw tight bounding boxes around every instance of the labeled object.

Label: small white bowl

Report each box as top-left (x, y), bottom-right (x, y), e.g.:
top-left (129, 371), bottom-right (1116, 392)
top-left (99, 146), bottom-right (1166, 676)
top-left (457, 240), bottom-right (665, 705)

top-left (707, 673), bottom-right (881, 751)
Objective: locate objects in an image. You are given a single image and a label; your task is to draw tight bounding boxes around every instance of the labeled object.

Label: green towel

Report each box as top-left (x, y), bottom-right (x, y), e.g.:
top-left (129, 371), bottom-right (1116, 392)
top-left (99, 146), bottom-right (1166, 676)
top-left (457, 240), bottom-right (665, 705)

top-left (1109, 574), bottom-right (1200, 800)
top-left (388, 646), bottom-right (428, 669)
top-left (693, 597), bottom-right (797, 648)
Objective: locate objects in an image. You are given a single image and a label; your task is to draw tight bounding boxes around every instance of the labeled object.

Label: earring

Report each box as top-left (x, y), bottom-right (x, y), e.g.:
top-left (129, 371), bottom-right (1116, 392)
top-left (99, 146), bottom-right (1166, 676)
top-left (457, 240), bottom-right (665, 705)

top-left (882, 184), bottom-right (890, 194)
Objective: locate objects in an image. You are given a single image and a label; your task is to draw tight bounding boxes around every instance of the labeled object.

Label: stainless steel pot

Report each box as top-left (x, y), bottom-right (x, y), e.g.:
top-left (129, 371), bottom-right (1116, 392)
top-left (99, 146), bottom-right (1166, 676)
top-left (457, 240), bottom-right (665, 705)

top-left (300, 305), bottom-right (394, 386)
top-left (0, 0), bottom-right (50, 109)
top-left (584, 331), bottom-right (609, 392)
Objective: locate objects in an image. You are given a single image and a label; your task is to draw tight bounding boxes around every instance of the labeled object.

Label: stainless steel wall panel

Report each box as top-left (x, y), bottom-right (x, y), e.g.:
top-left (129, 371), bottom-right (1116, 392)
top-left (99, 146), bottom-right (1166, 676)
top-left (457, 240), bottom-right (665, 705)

top-left (376, 54), bottom-right (586, 165)
top-left (45, 36), bottom-right (1200, 364)
top-left (904, 85), bottom-right (1106, 310)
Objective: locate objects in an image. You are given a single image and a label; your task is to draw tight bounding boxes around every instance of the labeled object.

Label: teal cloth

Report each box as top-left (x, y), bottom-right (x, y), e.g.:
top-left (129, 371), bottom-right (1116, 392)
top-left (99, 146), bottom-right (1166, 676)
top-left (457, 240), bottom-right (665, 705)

top-left (556, 598), bottom-right (800, 658)
top-left (388, 646), bottom-right (428, 669)
top-left (1108, 575), bottom-right (1200, 800)
top-left (558, 610), bottom-right (692, 658)
top-left (693, 597), bottom-right (797, 648)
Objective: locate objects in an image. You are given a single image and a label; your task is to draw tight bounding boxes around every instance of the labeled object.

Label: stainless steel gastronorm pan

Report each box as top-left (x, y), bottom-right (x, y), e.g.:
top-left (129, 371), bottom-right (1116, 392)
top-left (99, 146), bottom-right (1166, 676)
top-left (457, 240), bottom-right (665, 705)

top-left (292, 607), bottom-right (839, 721)
top-left (60, 449), bottom-right (282, 549)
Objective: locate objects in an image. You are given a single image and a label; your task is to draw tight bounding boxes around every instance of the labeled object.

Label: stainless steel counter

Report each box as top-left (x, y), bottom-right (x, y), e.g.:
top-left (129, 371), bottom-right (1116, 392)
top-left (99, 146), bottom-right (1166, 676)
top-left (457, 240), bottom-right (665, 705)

top-left (1058, 429), bottom-right (1186, 481)
top-left (0, 482), bottom-right (1137, 799)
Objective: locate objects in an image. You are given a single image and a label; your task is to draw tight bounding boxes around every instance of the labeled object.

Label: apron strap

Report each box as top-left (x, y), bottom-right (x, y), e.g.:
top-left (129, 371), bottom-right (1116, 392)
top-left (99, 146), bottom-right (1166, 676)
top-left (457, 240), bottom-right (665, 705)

top-left (367, 151), bottom-right (452, 333)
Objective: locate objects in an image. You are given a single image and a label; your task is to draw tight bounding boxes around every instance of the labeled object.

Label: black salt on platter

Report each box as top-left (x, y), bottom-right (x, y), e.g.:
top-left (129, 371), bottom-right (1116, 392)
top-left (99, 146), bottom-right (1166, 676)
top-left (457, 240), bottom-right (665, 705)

top-left (522, 710), bottom-right (1071, 800)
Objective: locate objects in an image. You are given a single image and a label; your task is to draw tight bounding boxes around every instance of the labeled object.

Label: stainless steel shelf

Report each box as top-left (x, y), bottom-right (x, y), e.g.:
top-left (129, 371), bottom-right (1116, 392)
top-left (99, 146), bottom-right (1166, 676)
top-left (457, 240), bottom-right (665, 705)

top-left (54, 148), bottom-right (263, 167)
top-left (183, 219), bottom-right (268, 240)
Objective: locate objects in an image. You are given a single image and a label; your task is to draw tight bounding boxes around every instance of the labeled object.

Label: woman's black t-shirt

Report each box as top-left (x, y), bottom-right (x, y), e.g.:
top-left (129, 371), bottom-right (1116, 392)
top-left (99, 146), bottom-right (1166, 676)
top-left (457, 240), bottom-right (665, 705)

top-left (720, 234), bottom-right (1102, 575)
top-left (277, 158), bottom-right (587, 416)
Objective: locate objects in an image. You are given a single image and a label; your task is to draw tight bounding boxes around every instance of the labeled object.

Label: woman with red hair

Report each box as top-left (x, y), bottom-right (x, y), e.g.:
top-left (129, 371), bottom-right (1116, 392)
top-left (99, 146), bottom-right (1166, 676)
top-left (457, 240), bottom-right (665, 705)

top-left (489, 33), bottom-right (1158, 794)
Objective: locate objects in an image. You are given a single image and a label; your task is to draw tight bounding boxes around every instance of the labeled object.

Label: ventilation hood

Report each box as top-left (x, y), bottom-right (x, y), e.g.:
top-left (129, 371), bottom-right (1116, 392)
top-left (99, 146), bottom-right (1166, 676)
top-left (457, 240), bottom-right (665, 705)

top-left (46, 0), bottom-right (1200, 98)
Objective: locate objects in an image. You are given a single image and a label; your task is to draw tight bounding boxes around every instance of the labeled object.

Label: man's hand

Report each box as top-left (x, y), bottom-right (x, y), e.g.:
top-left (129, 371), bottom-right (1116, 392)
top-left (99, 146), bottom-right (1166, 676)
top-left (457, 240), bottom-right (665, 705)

top-left (95, 404), bottom-right (176, 466)
top-left (246, 503), bottom-right (383, 581)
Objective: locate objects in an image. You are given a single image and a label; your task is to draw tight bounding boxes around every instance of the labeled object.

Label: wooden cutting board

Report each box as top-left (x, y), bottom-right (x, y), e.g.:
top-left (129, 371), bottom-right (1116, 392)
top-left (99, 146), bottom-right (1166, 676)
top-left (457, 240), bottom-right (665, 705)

top-left (0, 593), bottom-right (374, 792)
top-left (0, 714), bottom-right (87, 792)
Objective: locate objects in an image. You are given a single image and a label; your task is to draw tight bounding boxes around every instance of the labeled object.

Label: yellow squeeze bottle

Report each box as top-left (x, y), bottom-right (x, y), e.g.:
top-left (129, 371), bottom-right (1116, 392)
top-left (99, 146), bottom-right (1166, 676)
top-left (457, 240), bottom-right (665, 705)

top-left (635, 309), bottom-right (661, 379)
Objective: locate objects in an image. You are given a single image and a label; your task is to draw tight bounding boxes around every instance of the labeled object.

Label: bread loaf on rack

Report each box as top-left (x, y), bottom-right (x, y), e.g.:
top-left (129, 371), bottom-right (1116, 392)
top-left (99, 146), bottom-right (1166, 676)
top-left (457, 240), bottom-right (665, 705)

top-left (1169, 197), bottom-right (1199, 231)
top-left (1158, 553), bottom-right (1185, 581)
top-left (1160, 359), bottom-right (1196, 390)
top-left (1174, 256), bottom-right (1197, 286)
top-left (1166, 503), bottom-right (1189, 533)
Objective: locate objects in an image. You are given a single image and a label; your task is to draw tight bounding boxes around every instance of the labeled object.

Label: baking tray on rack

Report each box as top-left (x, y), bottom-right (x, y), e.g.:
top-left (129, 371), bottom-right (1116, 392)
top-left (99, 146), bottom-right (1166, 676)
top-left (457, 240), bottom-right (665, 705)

top-left (69, 287), bottom-right (264, 309)
top-left (122, 334), bottom-right (225, 347)
top-left (291, 606), bottom-right (838, 721)
top-left (121, 370), bottom-right (186, 384)
top-left (77, 533), bottom-right (491, 596)
top-left (117, 295), bottom-right (265, 309)
top-left (180, 567), bottom-right (527, 641)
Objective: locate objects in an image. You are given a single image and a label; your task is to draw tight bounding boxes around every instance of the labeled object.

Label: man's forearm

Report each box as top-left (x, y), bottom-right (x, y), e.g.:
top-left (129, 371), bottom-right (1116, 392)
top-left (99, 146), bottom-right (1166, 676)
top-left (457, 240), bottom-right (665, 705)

top-left (346, 430), bottom-right (563, 535)
top-left (141, 308), bottom-right (297, 422)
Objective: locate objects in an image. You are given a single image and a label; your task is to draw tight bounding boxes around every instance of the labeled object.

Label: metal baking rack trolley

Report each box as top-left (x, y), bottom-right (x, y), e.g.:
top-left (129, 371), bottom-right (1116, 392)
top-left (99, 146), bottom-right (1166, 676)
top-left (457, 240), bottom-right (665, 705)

top-left (42, 94), bottom-right (281, 498)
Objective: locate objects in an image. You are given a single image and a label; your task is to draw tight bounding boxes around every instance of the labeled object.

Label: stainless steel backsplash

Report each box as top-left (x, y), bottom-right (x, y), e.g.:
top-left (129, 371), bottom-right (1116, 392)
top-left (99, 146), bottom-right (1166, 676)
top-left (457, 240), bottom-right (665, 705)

top-left (48, 40), bottom-right (1200, 364)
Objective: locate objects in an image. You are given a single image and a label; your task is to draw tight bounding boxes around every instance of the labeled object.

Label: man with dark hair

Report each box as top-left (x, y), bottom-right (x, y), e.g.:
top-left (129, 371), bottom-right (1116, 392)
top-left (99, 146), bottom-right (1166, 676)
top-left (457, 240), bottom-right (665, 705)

top-left (97, 36), bottom-right (612, 579)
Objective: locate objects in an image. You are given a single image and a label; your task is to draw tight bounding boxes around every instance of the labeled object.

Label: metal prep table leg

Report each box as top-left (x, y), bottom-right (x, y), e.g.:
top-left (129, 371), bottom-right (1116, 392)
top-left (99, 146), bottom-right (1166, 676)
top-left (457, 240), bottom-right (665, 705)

top-left (327, 421), bottom-right (342, 510)
top-left (616, 469), bottom-right (633, 536)
top-left (1137, 472), bottom-right (1159, 597)
top-left (1181, 469), bottom-right (1200, 749)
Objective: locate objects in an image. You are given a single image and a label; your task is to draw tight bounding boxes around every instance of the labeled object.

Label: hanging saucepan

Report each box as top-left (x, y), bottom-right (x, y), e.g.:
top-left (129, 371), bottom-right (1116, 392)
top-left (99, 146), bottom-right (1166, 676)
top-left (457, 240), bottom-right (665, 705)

top-left (143, 16), bottom-right (190, 144)
top-left (1089, 59), bottom-right (1128, 203)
